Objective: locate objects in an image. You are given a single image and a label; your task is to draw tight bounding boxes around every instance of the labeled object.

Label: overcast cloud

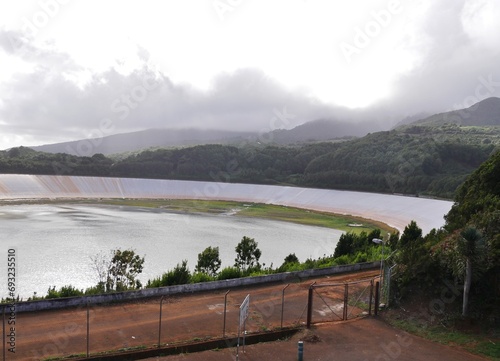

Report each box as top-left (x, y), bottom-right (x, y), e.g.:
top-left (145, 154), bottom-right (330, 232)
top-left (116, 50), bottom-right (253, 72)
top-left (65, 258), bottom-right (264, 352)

top-left (0, 0), bottom-right (499, 149)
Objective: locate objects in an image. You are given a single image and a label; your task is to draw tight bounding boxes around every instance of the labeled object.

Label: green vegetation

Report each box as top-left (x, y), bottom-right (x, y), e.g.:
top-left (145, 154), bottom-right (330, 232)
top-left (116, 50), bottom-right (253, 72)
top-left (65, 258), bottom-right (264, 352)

top-left (234, 236), bottom-right (262, 272)
top-left (374, 150), bottom-right (500, 360)
top-left (196, 246), bottom-right (222, 277)
top-left (387, 319), bottom-right (499, 359)
top-left (236, 203), bottom-right (385, 233)
top-left (90, 249), bottom-right (145, 292)
top-left (147, 260), bottom-right (192, 287)
top-left (46, 285), bottom-right (84, 299)
top-left (216, 266), bottom-right (242, 280)
top-left (364, 147), bottom-right (500, 321)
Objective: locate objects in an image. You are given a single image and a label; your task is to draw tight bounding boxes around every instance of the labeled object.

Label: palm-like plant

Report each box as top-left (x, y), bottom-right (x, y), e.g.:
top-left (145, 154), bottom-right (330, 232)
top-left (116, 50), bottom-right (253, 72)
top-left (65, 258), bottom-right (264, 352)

top-left (456, 227), bottom-right (486, 317)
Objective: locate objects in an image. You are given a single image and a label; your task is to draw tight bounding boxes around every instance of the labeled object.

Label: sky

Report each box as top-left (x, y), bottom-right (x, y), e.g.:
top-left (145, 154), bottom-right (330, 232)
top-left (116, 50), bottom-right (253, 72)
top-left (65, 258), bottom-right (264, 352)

top-left (0, 0), bottom-right (500, 149)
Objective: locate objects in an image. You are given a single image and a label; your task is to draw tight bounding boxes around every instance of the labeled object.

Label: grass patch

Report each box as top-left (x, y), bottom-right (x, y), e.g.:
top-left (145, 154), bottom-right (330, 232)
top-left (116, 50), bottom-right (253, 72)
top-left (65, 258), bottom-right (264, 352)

top-left (237, 202), bottom-right (394, 234)
top-left (92, 198), bottom-right (396, 234)
top-left (386, 318), bottom-right (500, 360)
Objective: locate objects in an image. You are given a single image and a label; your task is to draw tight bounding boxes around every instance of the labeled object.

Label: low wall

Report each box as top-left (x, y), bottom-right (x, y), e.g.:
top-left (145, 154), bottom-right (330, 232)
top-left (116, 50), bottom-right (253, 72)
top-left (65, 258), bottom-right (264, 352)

top-left (11, 262), bottom-right (379, 313)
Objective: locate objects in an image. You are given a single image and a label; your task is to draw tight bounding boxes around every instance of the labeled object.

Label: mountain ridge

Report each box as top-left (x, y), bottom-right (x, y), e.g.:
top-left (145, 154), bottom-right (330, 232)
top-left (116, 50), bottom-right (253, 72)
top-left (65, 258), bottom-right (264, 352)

top-left (29, 119), bottom-right (380, 155)
top-left (401, 97), bottom-right (500, 127)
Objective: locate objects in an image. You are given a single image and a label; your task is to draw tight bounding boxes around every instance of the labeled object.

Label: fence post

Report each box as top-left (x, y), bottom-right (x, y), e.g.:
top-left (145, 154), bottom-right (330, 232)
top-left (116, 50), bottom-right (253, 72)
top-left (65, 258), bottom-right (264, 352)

top-left (3, 306), bottom-right (5, 361)
top-left (223, 290), bottom-right (230, 338)
top-left (374, 281), bottom-right (380, 316)
top-left (86, 302), bottom-right (90, 357)
top-left (158, 296), bottom-right (165, 348)
top-left (368, 279), bottom-right (374, 316)
top-left (343, 283), bottom-right (349, 320)
top-left (281, 284), bottom-right (289, 329)
top-left (306, 282), bottom-right (315, 329)
top-left (386, 265), bottom-right (396, 307)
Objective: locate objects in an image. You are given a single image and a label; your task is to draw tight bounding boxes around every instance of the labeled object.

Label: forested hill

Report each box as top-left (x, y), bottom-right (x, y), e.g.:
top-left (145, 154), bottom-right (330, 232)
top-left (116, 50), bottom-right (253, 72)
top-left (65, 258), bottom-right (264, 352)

top-left (2, 121), bottom-right (498, 199)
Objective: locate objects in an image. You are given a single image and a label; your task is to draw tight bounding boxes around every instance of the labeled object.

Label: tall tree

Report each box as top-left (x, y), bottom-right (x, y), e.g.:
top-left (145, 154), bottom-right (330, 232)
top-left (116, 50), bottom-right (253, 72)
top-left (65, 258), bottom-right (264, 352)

top-left (334, 233), bottom-right (354, 258)
top-left (234, 236), bottom-right (262, 272)
top-left (395, 220), bottom-right (425, 285)
top-left (196, 246), bottom-right (221, 277)
top-left (95, 249), bottom-right (145, 292)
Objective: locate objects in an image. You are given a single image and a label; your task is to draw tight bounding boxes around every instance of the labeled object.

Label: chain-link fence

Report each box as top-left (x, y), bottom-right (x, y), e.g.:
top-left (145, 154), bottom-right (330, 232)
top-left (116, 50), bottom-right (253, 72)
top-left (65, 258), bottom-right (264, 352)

top-left (4, 275), bottom-right (381, 360)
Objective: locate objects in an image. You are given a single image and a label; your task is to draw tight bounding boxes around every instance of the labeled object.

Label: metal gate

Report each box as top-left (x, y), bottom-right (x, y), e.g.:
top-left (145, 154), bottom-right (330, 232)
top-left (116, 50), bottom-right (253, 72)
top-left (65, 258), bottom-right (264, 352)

top-left (306, 277), bottom-right (378, 327)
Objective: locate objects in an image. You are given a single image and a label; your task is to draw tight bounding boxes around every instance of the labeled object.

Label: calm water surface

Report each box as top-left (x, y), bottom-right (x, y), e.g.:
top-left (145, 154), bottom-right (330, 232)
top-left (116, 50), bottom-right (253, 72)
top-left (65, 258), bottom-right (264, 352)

top-left (0, 204), bottom-right (341, 298)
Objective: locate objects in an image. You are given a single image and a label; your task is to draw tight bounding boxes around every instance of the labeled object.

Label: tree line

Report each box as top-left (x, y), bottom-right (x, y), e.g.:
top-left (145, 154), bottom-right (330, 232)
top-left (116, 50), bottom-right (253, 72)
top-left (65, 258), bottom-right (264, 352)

top-left (11, 233), bottom-right (386, 301)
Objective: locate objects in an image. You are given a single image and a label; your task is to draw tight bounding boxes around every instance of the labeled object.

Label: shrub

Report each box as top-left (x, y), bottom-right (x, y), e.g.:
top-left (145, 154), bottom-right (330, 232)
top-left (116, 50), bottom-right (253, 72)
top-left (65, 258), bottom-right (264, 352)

top-left (46, 285), bottom-right (84, 299)
top-left (353, 252), bottom-right (368, 263)
top-left (84, 283), bottom-right (106, 295)
top-left (278, 262), bottom-right (303, 272)
top-left (333, 255), bottom-right (351, 265)
top-left (191, 272), bottom-right (215, 284)
top-left (217, 266), bottom-right (242, 280)
top-left (146, 260), bottom-right (192, 287)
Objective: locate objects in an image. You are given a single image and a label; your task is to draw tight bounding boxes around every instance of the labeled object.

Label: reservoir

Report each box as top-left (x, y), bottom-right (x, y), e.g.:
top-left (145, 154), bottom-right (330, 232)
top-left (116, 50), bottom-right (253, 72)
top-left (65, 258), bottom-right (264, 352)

top-left (0, 204), bottom-right (342, 298)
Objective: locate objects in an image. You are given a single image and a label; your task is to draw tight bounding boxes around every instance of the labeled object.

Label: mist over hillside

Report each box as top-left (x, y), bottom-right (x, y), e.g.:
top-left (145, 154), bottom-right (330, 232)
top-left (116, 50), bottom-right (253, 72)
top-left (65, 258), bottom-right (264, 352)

top-left (400, 97), bottom-right (500, 128)
top-left (268, 118), bottom-right (383, 144)
top-left (31, 128), bottom-right (258, 156)
top-left (29, 118), bottom-right (381, 155)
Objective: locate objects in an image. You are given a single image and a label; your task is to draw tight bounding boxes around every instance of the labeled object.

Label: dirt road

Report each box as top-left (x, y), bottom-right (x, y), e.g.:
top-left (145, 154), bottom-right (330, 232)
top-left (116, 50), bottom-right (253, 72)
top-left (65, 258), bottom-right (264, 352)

top-left (9, 270), bottom-right (379, 360)
top-left (147, 318), bottom-right (490, 361)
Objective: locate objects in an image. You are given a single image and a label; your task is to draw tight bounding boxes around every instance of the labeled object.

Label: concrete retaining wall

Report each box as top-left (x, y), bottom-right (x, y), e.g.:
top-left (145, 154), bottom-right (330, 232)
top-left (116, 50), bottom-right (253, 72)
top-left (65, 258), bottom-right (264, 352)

top-left (0, 174), bottom-right (453, 233)
top-left (11, 262), bottom-right (379, 313)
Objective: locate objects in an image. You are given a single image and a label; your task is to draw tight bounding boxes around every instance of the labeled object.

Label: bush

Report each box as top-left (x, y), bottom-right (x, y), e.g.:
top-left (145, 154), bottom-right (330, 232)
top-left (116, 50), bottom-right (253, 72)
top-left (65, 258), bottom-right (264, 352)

top-left (84, 283), bottom-right (106, 295)
top-left (146, 260), bottom-right (192, 287)
top-left (278, 262), bottom-right (303, 272)
top-left (46, 285), bottom-right (84, 299)
top-left (333, 255), bottom-right (351, 265)
top-left (303, 258), bottom-right (317, 270)
top-left (217, 266), bottom-right (242, 280)
top-left (168, 260), bottom-right (192, 285)
top-left (191, 272), bottom-right (215, 284)
top-left (353, 252), bottom-right (368, 263)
